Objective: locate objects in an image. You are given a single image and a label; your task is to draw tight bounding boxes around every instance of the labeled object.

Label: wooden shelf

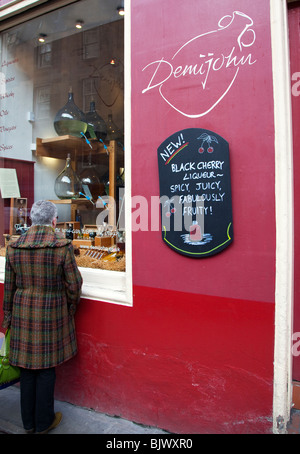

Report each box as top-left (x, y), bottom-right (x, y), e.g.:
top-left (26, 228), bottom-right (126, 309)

top-left (49, 197), bottom-right (91, 207)
top-left (36, 135), bottom-right (112, 160)
top-left (49, 198), bottom-right (88, 204)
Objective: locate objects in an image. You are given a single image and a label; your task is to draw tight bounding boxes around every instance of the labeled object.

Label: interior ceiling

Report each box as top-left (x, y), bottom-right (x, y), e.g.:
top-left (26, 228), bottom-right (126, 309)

top-left (8, 0), bottom-right (124, 44)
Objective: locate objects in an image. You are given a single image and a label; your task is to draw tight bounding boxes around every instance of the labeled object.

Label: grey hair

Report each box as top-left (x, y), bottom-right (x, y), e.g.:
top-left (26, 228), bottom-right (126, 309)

top-left (30, 200), bottom-right (57, 226)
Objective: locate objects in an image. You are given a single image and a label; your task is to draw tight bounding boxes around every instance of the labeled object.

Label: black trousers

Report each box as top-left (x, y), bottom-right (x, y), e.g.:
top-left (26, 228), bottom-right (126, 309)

top-left (20, 367), bottom-right (56, 432)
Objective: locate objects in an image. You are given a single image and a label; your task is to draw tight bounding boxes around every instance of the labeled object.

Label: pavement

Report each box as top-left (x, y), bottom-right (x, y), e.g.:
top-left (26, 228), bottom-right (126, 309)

top-left (1, 384), bottom-right (300, 436)
top-left (0, 385), bottom-right (169, 435)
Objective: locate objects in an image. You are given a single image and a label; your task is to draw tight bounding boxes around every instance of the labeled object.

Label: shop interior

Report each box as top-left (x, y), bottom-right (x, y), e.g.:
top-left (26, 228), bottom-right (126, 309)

top-left (0, 0), bottom-right (125, 272)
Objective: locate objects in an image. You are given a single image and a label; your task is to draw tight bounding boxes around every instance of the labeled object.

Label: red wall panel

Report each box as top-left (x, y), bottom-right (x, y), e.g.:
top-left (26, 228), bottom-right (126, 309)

top-left (131, 0), bottom-right (275, 304)
top-left (128, 0), bottom-right (275, 432)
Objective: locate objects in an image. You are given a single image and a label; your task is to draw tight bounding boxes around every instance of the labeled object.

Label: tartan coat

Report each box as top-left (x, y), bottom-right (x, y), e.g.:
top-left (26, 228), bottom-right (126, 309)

top-left (2, 225), bottom-right (83, 369)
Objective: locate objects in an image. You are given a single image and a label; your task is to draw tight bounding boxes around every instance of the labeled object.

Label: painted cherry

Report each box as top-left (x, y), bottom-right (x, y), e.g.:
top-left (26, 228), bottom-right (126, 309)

top-left (197, 133), bottom-right (218, 154)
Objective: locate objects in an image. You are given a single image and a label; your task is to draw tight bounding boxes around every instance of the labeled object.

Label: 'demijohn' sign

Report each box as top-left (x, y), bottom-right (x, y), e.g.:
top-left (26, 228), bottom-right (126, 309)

top-left (157, 128), bottom-right (233, 258)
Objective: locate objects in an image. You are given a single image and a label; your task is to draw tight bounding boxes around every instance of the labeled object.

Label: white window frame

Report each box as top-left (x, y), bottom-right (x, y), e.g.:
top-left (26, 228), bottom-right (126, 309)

top-left (0, 0), bottom-right (133, 307)
top-left (271, 0), bottom-right (294, 434)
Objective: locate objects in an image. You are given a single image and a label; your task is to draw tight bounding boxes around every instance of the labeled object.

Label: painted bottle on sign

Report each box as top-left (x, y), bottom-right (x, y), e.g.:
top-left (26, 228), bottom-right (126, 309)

top-left (189, 221), bottom-right (202, 242)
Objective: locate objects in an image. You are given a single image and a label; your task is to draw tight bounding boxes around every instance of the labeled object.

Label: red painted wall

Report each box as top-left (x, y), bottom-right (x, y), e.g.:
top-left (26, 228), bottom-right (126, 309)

top-left (0, 0), bottom-right (276, 434)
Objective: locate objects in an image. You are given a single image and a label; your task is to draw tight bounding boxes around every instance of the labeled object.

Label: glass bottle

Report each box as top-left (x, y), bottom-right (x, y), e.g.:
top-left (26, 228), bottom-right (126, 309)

top-left (106, 113), bottom-right (121, 140)
top-left (75, 209), bottom-right (83, 230)
top-left (17, 199), bottom-right (26, 225)
top-left (79, 153), bottom-right (105, 200)
top-left (66, 223), bottom-right (74, 240)
top-left (54, 88), bottom-right (86, 137)
top-left (54, 154), bottom-right (82, 199)
top-left (85, 100), bottom-right (107, 141)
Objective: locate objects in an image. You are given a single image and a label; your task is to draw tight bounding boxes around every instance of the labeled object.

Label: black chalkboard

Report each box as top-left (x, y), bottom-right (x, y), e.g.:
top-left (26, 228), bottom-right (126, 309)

top-left (157, 128), bottom-right (233, 257)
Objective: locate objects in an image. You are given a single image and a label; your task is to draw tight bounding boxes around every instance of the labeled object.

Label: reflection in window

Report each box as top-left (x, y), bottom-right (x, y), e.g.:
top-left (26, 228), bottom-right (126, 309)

top-left (37, 43), bottom-right (52, 68)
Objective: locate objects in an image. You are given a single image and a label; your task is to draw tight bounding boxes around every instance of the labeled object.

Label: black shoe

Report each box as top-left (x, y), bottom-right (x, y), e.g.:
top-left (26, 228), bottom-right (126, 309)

top-left (36, 412), bottom-right (63, 434)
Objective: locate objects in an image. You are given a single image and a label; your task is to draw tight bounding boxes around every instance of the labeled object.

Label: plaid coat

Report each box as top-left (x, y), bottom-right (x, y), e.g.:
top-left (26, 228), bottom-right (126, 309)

top-left (2, 225), bottom-right (82, 369)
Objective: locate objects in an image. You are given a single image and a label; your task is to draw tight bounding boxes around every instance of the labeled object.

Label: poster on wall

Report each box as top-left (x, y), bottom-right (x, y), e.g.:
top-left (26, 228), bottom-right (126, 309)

top-left (157, 128), bottom-right (233, 258)
top-left (0, 168), bottom-right (20, 198)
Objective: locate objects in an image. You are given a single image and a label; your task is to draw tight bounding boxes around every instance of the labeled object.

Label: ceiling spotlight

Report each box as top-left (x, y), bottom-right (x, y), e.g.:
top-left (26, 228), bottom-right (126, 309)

top-left (75, 20), bottom-right (84, 29)
top-left (117, 6), bottom-right (125, 16)
top-left (38, 33), bottom-right (47, 43)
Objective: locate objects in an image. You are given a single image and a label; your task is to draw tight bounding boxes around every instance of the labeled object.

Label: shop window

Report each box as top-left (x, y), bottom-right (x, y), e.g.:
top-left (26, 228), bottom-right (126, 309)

top-left (0, 0), bottom-right (131, 305)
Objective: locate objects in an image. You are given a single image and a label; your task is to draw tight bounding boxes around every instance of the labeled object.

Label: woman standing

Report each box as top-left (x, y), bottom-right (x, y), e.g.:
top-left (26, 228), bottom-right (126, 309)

top-left (2, 200), bottom-right (83, 434)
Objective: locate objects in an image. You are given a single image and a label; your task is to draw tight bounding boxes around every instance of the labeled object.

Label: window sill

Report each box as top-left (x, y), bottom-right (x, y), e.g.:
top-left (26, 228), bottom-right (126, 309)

top-left (0, 256), bottom-right (132, 306)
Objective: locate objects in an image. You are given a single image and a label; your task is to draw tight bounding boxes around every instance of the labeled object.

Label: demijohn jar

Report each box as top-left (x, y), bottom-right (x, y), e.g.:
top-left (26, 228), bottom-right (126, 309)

top-left (54, 88), bottom-right (86, 137)
top-left (54, 154), bottom-right (82, 199)
top-left (85, 100), bottom-right (107, 141)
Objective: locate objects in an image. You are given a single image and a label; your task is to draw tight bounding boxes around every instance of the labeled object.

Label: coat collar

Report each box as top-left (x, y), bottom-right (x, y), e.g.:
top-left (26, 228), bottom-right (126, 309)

top-left (10, 225), bottom-right (71, 249)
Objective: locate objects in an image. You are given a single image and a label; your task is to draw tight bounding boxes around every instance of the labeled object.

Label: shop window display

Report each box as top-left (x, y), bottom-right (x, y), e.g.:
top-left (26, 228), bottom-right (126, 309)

top-left (0, 0), bottom-right (125, 274)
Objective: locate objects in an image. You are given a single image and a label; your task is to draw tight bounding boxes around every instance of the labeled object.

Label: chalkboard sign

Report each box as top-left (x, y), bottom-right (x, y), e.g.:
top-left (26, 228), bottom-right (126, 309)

top-left (157, 128), bottom-right (233, 257)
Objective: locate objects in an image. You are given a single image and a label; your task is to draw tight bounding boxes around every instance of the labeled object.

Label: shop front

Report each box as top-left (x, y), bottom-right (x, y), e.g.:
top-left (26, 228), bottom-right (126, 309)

top-left (0, 0), bottom-right (296, 434)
